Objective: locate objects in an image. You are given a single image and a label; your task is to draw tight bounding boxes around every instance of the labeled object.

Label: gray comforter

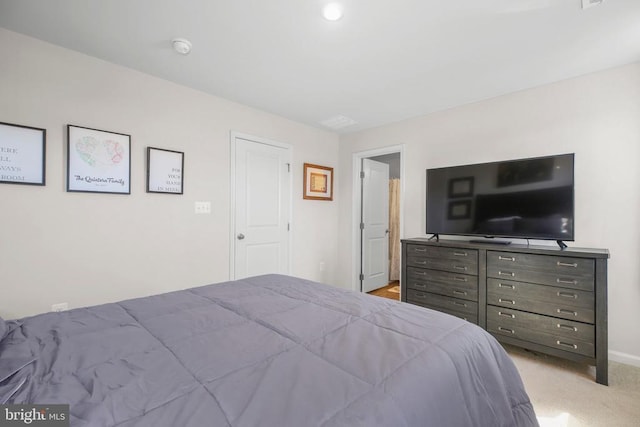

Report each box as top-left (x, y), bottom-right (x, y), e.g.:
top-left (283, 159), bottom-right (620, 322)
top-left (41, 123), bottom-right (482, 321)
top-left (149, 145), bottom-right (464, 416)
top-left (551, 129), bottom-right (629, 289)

top-left (0, 274), bottom-right (538, 426)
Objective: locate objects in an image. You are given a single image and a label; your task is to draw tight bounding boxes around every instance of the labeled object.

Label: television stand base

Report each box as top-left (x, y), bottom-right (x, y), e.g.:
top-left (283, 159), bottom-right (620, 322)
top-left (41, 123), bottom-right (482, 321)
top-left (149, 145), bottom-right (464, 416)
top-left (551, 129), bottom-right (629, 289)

top-left (469, 239), bottom-right (512, 245)
top-left (557, 240), bottom-right (568, 250)
top-left (428, 234), bottom-right (439, 242)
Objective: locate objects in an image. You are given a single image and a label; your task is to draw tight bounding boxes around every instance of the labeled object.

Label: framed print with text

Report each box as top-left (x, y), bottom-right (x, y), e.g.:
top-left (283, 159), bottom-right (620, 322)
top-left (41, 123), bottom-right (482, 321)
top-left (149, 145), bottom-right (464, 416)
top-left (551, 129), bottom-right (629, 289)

top-left (67, 125), bottom-right (131, 194)
top-left (0, 121), bottom-right (46, 186)
top-left (303, 163), bottom-right (333, 201)
top-left (147, 147), bottom-right (184, 194)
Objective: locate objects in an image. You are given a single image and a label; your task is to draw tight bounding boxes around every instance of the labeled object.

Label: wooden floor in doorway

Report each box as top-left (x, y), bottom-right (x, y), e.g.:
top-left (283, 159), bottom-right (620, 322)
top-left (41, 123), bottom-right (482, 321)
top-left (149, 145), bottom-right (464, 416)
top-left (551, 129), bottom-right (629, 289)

top-left (367, 281), bottom-right (400, 301)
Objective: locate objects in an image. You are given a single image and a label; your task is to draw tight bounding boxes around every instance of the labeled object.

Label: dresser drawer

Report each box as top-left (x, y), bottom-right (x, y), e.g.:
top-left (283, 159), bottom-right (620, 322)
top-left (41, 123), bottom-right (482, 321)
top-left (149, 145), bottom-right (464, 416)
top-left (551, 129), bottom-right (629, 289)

top-left (407, 245), bottom-right (478, 275)
top-left (488, 278), bottom-right (595, 309)
top-left (487, 251), bottom-right (595, 291)
top-left (407, 244), bottom-right (478, 262)
top-left (407, 267), bottom-right (478, 301)
top-left (407, 289), bottom-right (478, 318)
top-left (487, 306), bottom-right (594, 357)
top-left (487, 278), bottom-right (594, 323)
top-left (407, 297), bottom-right (478, 324)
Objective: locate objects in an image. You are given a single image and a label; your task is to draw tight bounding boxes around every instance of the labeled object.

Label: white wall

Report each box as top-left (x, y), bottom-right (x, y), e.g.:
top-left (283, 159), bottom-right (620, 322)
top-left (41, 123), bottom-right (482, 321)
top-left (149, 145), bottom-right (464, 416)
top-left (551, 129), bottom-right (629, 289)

top-left (0, 29), bottom-right (340, 319)
top-left (338, 63), bottom-right (640, 365)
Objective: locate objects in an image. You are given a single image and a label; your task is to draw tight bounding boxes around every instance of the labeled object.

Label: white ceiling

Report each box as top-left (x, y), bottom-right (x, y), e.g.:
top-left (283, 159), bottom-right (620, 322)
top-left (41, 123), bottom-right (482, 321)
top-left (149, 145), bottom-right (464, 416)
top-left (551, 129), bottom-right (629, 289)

top-left (1, 0), bottom-right (639, 133)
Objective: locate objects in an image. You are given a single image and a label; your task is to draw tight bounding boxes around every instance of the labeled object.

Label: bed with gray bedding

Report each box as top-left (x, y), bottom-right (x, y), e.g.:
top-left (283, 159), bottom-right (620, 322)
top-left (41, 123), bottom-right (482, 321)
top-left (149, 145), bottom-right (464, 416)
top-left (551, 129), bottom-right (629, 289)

top-left (0, 274), bottom-right (538, 426)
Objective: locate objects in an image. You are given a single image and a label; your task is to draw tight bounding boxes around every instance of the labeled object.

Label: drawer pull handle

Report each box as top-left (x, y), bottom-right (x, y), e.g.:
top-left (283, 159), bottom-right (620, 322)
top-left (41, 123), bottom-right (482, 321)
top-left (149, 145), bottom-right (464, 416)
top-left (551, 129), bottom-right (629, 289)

top-left (557, 308), bottom-right (578, 316)
top-left (498, 283), bottom-right (515, 289)
top-left (499, 298), bottom-right (516, 305)
top-left (557, 261), bottom-right (578, 268)
top-left (415, 292), bottom-right (426, 298)
top-left (412, 283), bottom-right (426, 289)
top-left (557, 291), bottom-right (578, 299)
top-left (453, 290), bottom-right (467, 296)
top-left (453, 252), bottom-right (468, 257)
top-left (414, 248), bottom-right (427, 253)
top-left (416, 260), bottom-right (427, 265)
top-left (498, 256), bottom-right (516, 261)
top-left (556, 278), bottom-right (578, 285)
top-left (498, 311), bottom-right (515, 319)
top-left (417, 271), bottom-right (428, 276)
top-left (498, 327), bottom-right (515, 334)
top-left (453, 276), bottom-right (468, 282)
top-left (453, 265), bottom-right (468, 271)
top-left (453, 301), bottom-right (468, 308)
top-left (557, 324), bottom-right (578, 332)
top-left (556, 340), bottom-right (578, 350)
top-left (498, 271), bottom-right (515, 277)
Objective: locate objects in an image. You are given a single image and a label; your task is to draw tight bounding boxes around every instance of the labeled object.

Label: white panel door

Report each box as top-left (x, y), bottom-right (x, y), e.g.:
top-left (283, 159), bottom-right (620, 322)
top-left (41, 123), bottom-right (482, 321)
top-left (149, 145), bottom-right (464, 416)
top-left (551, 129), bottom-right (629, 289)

top-left (361, 158), bottom-right (389, 292)
top-left (234, 137), bottom-right (290, 279)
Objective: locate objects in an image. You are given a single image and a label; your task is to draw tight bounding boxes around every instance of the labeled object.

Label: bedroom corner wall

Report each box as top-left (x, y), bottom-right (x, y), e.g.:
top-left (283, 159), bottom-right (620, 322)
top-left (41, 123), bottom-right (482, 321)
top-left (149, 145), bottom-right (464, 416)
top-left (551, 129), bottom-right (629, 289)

top-left (0, 28), bottom-right (340, 319)
top-left (337, 63), bottom-right (640, 366)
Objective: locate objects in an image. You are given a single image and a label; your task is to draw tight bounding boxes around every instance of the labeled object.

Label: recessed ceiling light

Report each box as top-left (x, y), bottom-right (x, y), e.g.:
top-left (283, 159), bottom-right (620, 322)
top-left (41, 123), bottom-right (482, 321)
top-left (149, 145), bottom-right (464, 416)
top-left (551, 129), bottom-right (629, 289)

top-left (323, 3), bottom-right (344, 21)
top-left (172, 38), bottom-right (192, 55)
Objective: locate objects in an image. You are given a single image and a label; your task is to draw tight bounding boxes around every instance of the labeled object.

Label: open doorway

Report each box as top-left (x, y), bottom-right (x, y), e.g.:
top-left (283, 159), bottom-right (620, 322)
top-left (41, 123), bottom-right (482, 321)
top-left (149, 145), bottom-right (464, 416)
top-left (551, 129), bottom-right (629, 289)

top-left (351, 146), bottom-right (404, 299)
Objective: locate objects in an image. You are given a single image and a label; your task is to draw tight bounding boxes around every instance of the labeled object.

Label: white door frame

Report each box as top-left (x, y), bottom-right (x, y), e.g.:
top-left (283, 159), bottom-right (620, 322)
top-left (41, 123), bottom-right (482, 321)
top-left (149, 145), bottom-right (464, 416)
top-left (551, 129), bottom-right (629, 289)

top-left (229, 131), bottom-right (293, 280)
top-left (351, 145), bottom-right (405, 292)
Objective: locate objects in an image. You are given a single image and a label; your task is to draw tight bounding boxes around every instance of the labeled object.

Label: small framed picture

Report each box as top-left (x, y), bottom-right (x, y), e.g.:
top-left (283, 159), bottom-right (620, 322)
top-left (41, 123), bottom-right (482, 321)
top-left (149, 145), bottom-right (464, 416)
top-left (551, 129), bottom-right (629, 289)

top-left (67, 125), bottom-right (131, 194)
top-left (147, 147), bottom-right (184, 194)
top-left (303, 163), bottom-right (333, 201)
top-left (448, 176), bottom-right (474, 198)
top-left (0, 121), bottom-right (46, 186)
top-left (448, 200), bottom-right (472, 220)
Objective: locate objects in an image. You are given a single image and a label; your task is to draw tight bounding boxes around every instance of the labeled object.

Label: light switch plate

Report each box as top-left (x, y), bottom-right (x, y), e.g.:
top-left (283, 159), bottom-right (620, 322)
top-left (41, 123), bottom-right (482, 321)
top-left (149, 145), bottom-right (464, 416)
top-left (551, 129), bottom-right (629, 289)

top-left (195, 201), bottom-right (211, 214)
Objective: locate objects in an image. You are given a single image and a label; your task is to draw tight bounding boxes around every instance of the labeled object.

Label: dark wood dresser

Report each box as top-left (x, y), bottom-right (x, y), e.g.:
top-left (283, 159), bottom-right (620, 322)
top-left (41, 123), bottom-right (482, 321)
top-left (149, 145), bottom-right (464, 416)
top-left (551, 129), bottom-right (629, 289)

top-left (401, 238), bottom-right (610, 385)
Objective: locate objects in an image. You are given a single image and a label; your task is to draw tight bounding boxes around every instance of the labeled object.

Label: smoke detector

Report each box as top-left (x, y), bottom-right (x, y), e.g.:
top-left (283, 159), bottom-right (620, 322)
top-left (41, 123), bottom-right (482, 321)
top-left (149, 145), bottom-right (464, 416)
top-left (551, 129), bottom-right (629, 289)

top-left (172, 38), bottom-right (192, 55)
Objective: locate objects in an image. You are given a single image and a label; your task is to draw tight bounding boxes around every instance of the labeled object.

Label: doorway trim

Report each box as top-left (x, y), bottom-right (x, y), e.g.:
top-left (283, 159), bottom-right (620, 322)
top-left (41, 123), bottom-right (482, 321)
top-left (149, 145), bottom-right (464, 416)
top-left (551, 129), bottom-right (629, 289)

top-left (351, 144), bottom-right (405, 293)
top-left (229, 131), bottom-right (293, 280)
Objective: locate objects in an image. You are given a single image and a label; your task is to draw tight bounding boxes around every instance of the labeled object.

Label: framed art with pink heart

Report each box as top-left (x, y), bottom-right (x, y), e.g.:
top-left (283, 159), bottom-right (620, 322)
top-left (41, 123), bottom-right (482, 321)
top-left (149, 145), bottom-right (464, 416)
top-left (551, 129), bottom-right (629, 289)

top-left (67, 124), bottom-right (131, 194)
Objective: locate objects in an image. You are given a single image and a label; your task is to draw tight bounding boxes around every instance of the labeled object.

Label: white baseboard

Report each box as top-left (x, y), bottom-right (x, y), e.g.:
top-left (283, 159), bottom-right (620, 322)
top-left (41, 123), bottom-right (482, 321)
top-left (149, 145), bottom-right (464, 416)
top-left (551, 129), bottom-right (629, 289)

top-left (609, 350), bottom-right (640, 368)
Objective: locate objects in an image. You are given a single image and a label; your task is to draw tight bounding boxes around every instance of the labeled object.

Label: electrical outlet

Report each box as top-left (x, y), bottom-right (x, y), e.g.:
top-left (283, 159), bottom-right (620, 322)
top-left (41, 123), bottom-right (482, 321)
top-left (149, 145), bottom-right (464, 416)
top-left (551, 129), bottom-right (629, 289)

top-left (194, 201), bottom-right (211, 214)
top-left (51, 302), bottom-right (68, 312)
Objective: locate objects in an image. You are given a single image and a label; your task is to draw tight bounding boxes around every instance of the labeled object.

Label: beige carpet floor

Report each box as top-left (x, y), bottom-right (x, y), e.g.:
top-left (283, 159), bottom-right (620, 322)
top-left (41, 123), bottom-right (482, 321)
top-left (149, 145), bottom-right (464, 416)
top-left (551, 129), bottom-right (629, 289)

top-left (506, 345), bottom-right (640, 427)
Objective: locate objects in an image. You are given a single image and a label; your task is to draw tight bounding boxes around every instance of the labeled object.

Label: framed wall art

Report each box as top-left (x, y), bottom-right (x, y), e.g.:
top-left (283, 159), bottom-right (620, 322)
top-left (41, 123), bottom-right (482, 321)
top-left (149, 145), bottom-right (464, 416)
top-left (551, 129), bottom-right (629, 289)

top-left (303, 163), bottom-right (333, 201)
top-left (146, 147), bottom-right (184, 194)
top-left (0, 121), bottom-right (46, 186)
top-left (67, 125), bottom-right (131, 194)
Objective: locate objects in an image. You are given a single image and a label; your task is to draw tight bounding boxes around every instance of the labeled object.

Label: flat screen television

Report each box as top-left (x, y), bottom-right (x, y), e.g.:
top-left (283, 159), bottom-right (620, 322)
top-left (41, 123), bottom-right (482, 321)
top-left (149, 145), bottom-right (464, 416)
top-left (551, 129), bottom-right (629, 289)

top-left (426, 153), bottom-right (574, 243)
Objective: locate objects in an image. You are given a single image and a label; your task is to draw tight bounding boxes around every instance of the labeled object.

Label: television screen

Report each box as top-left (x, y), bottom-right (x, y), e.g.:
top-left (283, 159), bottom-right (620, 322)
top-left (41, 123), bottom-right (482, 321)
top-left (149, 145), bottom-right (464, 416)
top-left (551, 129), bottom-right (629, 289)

top-left (426, 153), bottom-right (574, 241)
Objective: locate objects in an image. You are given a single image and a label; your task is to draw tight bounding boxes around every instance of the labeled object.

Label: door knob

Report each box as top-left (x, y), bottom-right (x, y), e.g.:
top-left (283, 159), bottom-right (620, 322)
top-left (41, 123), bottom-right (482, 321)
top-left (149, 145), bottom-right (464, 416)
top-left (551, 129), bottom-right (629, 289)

top-left (237, 233), bottom-right (245, 240)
